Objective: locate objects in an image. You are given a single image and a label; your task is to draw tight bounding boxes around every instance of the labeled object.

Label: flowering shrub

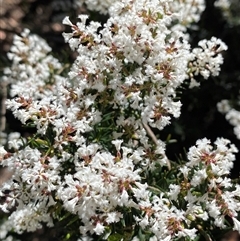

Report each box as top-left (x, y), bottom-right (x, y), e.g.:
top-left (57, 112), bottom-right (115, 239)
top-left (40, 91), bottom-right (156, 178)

top-left (215, 0), bottom-right (240, 26)
top-left (0, 0), bottom-right (239, 240)
top-left (218, 99), bottom-right (240, 140)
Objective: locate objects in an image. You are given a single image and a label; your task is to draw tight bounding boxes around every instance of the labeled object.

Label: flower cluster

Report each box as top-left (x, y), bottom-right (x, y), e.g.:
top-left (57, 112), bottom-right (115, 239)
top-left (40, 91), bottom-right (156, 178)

top-left (215, 0), bottom-right (240, 26)
top-left (63, 1), bottom-right (191, 135)
top-left (177, 138), bottom-right (240, 231)
top-left (74, 0), bottom-right (206, 25)
top-left (0, 0), bottom-right (239, 240)
top-left (131, 138), bottom-right (240, 240)
top-left (169, 0), bottom-right (205, 27)
top-left (218, 99), bottom-right (240, 139)
top-left (188, 37), bottom-right (228, 87)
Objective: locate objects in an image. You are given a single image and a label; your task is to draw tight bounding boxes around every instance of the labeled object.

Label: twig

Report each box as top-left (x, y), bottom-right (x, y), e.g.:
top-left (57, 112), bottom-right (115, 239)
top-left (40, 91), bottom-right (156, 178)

top-left (142, 121), bottom-right (171, 170)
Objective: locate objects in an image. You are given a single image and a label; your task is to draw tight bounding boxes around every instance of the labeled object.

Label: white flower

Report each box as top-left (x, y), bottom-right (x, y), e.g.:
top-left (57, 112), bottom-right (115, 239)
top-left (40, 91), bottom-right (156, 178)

top-left (77, 236), bottom-right (93, 241)
top-left (232, 217), bottom-right (240, 233)
top-left (2, 0), bottom-right (238, 240)
top-left (93, 222), bottom-right (105, 235)
top-left (149, 236), bottom-right (158, 241)
top-left (179, 165), bottom-right (190, 178)
top-left (177, 228), bottom-right (197, 238)
top-left (214, 215), bottom-right (226, 228)
top-left (189, 37), bottom-right (227, 83)
top-left (0, 146), bottom-right (7, 160)
top-left (8, 132), bottom-right (23, 150)
top-left (106, 212), bottom-right (122, 224)
top-left (190, 169), bottom-right (207, 186)
top-left (112, 139), bottom-right (123, 151)
top-left (62, 16), bottom-right (74, 26)
top-left (207, 200), bottom-right (221, 219)
top-left (168, 184), bottom-right (181, 200)
top-left (131, 237), bottom-right (140, 241)
top-left (8, 206), bottom-right (53, 233)
top-left (215, 0), bottom-right (230, 9)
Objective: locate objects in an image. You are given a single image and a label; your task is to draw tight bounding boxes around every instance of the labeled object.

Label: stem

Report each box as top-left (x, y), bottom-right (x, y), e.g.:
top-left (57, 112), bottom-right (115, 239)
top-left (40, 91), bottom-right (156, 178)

top-left (142, 121), bottom-right (171, 170)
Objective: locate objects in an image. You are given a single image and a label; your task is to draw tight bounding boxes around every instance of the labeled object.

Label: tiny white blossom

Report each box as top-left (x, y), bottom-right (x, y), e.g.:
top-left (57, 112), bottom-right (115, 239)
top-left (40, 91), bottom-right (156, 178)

top-left (93, 222), bottom-right (105, 235)
top-left (232, 217), bottom-right (240, 233)
top-left (62, 16), bottom-right (74, 26)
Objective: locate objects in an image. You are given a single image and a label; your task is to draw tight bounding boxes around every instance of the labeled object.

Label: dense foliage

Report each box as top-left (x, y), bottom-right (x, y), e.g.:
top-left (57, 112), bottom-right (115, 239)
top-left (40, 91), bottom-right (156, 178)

top-left (0, 0), bottom-right (240, 241)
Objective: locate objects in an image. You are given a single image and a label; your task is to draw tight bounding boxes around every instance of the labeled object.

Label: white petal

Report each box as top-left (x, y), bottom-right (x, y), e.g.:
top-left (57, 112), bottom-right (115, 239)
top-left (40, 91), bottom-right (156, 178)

top-left (232, 217), bottom-right (240, 232)
top-left (62, 16), bottom-right (73, 26)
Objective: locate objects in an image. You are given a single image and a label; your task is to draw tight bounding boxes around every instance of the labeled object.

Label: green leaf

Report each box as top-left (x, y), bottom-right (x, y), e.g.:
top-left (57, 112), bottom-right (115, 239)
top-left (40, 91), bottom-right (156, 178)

top-left (65, 233), bottom-right (71, 240)
top-left (108, 233), bottom-right (124, 241)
